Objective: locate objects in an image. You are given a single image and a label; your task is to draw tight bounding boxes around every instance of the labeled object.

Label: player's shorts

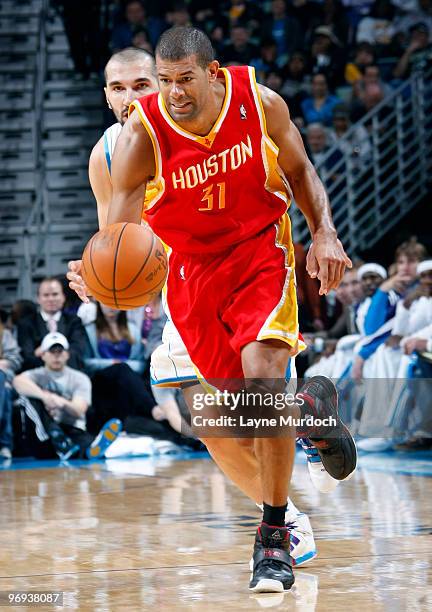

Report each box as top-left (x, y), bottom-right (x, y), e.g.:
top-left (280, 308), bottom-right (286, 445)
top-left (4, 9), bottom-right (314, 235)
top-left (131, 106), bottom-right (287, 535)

top-left (150, 317), bottom-right (198, 387)
top-left (165, 215), bottom-right (305, 384)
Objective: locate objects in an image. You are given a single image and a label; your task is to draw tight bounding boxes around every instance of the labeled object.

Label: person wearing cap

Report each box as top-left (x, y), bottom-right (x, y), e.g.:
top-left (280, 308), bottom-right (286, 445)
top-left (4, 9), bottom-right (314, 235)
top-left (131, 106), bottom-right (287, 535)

top-left (393, 20), bottom-right (432, 78)
top-left (12, 332), bottom-right (121, 461)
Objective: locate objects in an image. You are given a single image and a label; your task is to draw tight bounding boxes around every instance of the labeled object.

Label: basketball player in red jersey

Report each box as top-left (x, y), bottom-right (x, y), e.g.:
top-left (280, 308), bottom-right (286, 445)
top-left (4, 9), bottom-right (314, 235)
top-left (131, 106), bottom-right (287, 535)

top-left (100, 27), bottom-right (357, 592)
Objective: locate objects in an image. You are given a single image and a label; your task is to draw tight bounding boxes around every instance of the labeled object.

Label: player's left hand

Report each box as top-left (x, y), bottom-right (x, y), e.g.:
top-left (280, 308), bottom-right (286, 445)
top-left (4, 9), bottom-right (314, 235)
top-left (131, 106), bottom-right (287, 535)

top-left (67, 260), bottom-right (90, 303)
top-left (306, 232), bottom-right (352, 295)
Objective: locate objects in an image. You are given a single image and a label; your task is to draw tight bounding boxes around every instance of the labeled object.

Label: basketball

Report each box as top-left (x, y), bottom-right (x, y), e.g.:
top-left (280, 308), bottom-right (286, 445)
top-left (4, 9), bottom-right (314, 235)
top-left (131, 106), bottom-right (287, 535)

top-left (81, 223), bottom-right (168, 309)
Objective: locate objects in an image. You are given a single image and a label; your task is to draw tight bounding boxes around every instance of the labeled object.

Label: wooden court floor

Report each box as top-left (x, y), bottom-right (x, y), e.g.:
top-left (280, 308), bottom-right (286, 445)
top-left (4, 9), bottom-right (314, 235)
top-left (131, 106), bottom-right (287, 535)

top-left (1, 452), bottom-right (432, 611)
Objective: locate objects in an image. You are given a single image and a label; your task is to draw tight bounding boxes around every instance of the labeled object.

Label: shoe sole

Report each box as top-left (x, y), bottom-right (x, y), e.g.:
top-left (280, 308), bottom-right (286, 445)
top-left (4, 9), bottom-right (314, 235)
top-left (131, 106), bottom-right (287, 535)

top-left (249, 578), bottom-right (294, 592)
top-left (87, 419), bottom-right (122, 459)
top-left (306, 376), bottom-right (358, 480)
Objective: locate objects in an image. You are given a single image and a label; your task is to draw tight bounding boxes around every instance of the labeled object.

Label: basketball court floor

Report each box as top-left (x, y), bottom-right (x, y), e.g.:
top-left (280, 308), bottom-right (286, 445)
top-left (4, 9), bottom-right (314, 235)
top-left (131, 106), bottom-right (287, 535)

top-left (1, 450), bottom-right (431, 611)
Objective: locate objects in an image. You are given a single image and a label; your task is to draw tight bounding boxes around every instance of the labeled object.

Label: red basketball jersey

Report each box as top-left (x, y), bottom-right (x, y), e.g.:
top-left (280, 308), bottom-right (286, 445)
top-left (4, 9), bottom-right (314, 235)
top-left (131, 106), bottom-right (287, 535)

top-left (130, 65), bottom-right (291, 254)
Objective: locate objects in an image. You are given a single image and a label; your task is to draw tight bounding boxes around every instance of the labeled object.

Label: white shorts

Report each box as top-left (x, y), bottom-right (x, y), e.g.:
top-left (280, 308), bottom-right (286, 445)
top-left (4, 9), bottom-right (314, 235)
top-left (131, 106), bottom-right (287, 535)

top-left (150, 317), bottom-right (198, 387)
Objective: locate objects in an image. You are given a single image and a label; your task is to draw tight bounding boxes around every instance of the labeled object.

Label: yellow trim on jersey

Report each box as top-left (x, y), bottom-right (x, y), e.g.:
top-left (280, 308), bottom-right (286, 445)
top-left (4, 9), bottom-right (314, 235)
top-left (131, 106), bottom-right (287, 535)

top-left (257, 215), bottom-right (306, 354)
top-left (248, 66), bottom-right (293, 207)
top-left (157, 68), bottom-right (232, 149)
top-left (129, 99), bottom-right (166, 211)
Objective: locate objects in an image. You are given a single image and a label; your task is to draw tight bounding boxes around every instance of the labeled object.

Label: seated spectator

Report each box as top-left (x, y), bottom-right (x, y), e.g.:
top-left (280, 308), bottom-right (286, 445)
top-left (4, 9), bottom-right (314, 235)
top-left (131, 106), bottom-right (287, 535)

top-left (111, 0), bottom-right (166, 51)
top-left (131, 29), bottom-right (154, 53)
top-left (261, 0), bottom-right (304, 65)
top-left (393, 0), bottom-right (432, 39)
top-left (356, 260), bottom-right (432, 450)
top-left (327, 266), bottom-right (363, 339)
top-left (350, 64), bottom-right (392, 121)
top-left (281, 51), bottom-right (309, 118)
top-left (306, 123), bottom-right (345, 193)
top-left (222, 25), bottom-right (260, 65)
top-left (8, 299), bottom-right (37, 338)
top-left (356, 0), bottom-right (396, 47)
top-left (166, 2), bottom-right (192, 27)
top-left (222, 0), bottom-right (263, 36)
top-left (344, 42), bottom-right (376, 84)
top-left (251, 38), bottom-right (280, 82)
top-left (12, 333), bottom-right (121, 460)
top-left (301, 73), bottom-right (341, 126)
top-left (0, 320), bottom-right (22, 460)
top-left (332, 103), bottom-right (372, 170)
top-left (308, 26), bottom-right (346, 88)
top-left (307, 0), bottom-right (350, 47)
top-left (83, 302), bottom-right (144, 375)
top-left (393, 21), bottom-right (432, 78)
top-left (17, 277), bottom-right (87, 372)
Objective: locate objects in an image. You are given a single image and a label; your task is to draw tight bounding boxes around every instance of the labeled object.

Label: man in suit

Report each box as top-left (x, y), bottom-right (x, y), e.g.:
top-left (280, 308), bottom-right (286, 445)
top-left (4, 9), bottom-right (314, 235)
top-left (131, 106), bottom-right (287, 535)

top-left (17, 277), bottom-right (87, 371)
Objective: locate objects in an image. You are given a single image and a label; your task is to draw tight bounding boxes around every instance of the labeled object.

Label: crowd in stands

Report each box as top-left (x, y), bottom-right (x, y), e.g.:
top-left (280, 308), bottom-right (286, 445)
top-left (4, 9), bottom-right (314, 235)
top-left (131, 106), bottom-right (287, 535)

top-left (0, 276), bottom-right (202, 464)
top-left (1, 236), bottom-right (430, 463)
top-left (55, 0), bottom-right (432, 177)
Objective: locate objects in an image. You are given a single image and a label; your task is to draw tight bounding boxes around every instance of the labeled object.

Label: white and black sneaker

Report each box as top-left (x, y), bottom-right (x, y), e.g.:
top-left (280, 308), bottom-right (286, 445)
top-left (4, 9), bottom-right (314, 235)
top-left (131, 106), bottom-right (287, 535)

top-left (249, 523), bottom-right (295, 593)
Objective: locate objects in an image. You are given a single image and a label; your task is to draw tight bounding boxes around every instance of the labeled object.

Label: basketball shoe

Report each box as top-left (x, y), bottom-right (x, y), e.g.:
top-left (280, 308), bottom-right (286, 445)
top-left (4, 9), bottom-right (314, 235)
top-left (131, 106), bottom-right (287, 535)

top-left (297, 376), bottom-right (357, 481)
top-left (253, 501), bottom-right (317, 568)
top-left (249, 523), bottom-right (295, 592)
top-left (297, 437), bottom-right (340, 494)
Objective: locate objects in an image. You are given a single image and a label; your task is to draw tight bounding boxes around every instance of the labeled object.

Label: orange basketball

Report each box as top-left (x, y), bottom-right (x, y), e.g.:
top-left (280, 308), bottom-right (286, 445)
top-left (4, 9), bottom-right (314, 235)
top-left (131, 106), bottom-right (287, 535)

top-left (81, 223), bottom-right (168, 310)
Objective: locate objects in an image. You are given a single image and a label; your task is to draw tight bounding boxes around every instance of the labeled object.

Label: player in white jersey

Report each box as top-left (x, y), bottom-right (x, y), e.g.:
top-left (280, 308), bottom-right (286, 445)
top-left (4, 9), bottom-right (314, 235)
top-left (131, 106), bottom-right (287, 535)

top-left (66, 48), bottom-right (346, 566)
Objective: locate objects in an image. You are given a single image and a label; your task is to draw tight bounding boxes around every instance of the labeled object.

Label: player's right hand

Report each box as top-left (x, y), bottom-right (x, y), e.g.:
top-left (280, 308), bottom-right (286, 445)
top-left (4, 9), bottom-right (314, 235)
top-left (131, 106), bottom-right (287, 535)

top-left (67, 260), bottom-right (90, 303)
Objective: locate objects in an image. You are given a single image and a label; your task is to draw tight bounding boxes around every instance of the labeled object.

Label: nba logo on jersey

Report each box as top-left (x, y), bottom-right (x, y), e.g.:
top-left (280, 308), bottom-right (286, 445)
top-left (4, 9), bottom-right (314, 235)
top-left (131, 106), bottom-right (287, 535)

top-left (240, 104), bottom-right (247, 120)
top-left (180, 265), bottom-right (185, 280)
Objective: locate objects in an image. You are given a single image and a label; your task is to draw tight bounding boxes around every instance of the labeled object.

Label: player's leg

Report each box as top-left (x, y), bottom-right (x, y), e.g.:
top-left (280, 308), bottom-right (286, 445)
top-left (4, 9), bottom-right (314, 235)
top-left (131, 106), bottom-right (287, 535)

top-left (241, 338), bottom-right (298, 592)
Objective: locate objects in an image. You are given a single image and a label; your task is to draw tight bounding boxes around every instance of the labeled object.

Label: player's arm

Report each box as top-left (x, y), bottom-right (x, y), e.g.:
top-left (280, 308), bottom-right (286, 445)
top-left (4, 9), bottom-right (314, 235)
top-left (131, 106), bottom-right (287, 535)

top-left (89, 136), bottom-right (113, 229)
top-left (107, 110), bottom-right (155, 225)
top-left (259, 85), bottom-right (352, 295)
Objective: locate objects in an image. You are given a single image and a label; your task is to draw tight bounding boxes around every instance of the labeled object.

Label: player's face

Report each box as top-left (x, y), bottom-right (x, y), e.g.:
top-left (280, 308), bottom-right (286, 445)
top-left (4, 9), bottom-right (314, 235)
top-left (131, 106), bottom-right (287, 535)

top-left (38, 281), bottom-right (65, 314)
top-left (105, 59), bottom-right (158, 125)
top-left (156, 55), bottom-right (219, 123)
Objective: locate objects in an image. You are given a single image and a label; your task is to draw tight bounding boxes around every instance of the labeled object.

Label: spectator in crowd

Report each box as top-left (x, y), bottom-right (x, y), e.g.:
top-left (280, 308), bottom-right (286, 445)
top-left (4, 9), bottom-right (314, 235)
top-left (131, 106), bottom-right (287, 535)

top-left (83, 302), bottom-right (144, 375)
top-left (350, 64), bottom-right (392, 121)
top-left (342, 0), bottom-right (375, 30)
top-left (308, 26), bottom-right (346, 88)
top-left (356, 259), bottom-right (432, 451)
top-left (12, 333), bottom-right (121, 460)
top-left (166, 2), bottom-right (192, 28)
top-left (55, 0), bottom-right (102, 80)
top-left (356, 0), bottom-right (396, 47)
top-left (332, 103), bottom-right (372, 170)
top-left (222, 0), bottom-right (263, 36)
top-left (307, 0), bottom-right (350, 47)
top-left (131, 29), bottom-right (154, 53)
top-left (301, 73), bottom-right (341, 126)
top-left (222, 25), bottom-right (260, 65)
top-left (0, 320), bottom-right (22, 459)
top-left (327, 266), bottom-right (363, 339)
top-left (261, 0), bottom-right (304, 65)
top-left (110, 0), bottom-right (167, 51)
top-left (351, 240), bottom-right (425, 380)
top-left (7, 299), bottom-right (37, 339)
top-left (344, 41), bottom-right (376, 84)
top-left (17, 277), bottom-right (87, 372)
top-left (306, 123), bottom-right (345, 193)
top-left (251, 38), bottom-right (280, 82)
top-left (393, 21), bottom-right (432, 78)
top-left (393, 0), bottom-right (432, 39)
top-left (280, 51), bottom-right (310, 116)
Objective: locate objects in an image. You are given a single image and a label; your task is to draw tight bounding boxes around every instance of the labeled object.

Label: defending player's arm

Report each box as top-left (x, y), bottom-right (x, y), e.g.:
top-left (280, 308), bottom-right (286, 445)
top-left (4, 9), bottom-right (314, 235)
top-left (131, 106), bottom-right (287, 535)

top-left (88, 137), bottom-right (113, 229)
top-left (259, 85), bottom-right (352, 295)
top-left (67, 138), bottom-right (114, 302)
top-left (107, 110), bottom-right (155, 225)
